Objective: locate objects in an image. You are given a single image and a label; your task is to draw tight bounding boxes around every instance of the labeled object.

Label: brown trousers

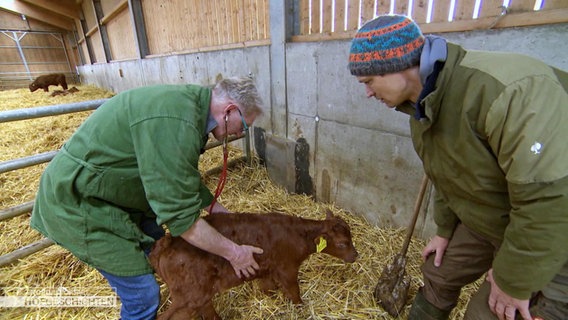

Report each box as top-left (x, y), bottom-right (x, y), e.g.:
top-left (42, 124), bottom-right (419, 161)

top-left (421, 223), bottom-right (568, 319)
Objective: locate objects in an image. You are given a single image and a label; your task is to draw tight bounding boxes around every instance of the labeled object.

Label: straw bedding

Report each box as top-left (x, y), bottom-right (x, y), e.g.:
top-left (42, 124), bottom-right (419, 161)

top-left (0, 87), bottom-right (477, 319)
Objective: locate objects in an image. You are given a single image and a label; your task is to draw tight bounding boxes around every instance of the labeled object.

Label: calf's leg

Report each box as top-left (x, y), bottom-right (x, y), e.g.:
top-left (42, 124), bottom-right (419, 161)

top-left (258, 276), bottom-right (278, 294)
top-left (156, 301), bottom-right (187, 320)
top-left (274, 269), bottom-right (303, 304)
top-left (198, 300), bottom-right (221, 320)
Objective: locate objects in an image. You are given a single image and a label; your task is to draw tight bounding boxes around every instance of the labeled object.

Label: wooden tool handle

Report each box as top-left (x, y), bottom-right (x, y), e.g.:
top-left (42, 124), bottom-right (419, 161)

top-left (400, 174), bottom-right (429, 257)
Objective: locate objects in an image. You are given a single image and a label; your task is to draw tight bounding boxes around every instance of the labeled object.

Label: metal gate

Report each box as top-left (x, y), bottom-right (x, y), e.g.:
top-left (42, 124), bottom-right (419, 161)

top-left (0, 99), bottom-right (250, 267)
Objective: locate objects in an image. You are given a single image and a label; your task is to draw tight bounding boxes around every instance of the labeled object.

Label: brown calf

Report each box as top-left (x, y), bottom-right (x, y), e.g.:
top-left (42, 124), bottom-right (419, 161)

top-left (149, 210), bottom-right (358, 320)
top-left (50, 90), bottom-right (67, 97)
top-left (29, 73), bottom-right (68, 92)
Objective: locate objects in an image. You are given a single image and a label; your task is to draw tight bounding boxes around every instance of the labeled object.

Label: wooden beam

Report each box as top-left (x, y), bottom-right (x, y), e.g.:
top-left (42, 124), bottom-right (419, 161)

top-left (420, 8), bottom-right (568, 33)
top-left (99, 0), bottom-right (127, 25)
top-left (85, 25), bottom-right (97, 37)
top-left (145, 39), bottom-right (271, 58)
top-left (0, 0), bottom-right (74, 30)
top-left (19, 0), bottom-right (80, 20)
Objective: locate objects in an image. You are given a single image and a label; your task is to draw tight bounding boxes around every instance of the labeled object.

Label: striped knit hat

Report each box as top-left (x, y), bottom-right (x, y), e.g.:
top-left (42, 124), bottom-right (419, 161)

top-left (349, 15), bottom-right (425, 76)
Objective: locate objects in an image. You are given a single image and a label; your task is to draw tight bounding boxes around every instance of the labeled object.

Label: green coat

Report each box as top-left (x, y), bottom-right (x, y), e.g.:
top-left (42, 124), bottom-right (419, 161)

top-left (396, 43), bottom-right (568, 299)
top-left (31, 84), bottom-right (214, 276)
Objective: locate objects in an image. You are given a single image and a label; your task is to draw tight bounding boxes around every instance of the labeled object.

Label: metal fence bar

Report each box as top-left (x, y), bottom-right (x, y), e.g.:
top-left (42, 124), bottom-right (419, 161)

top-left (0, 99), bottom-right (108, 123)
top-left (0, 201), bottom-right (33, 222)
top-left (0, 155), bottom-right (246, 265)
top-left (1, 98), bottom-right (251, 266)
top-left (1, 136), bottom-right (246, 176)
top-left (205, 135), bottom-right (240, 149)
top-left (0, 238), bottom-right (55, 267)
top-left (0, 151), bottom-right (58, 174)
top-left (1, 99), bottom-right (104, 266)
top-left (0, 139), bottom-right (249, 223)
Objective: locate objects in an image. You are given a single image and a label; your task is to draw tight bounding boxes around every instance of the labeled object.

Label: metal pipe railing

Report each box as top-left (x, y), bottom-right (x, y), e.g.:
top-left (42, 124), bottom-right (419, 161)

top-left (0, 151), bottom-right (58, 174)
top-left (0, 156), bottom-right (248, 267)
top-left (0, 238), bottom-right (55, 267)
top-left (0, 201), bottom-right (34, 222)
top-left (0, 141), bottom-right (250, 224)
top-left (1, 99), bottom-right (107, 267)
top-left (0, 99), bottom-right (108, 123)
top-left (1, 99), bottom-right (252, 266)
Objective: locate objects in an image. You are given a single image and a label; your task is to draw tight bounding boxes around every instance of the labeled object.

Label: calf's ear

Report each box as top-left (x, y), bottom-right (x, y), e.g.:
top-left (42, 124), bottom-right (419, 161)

top-left (325, 209), bottom-right (334, 220)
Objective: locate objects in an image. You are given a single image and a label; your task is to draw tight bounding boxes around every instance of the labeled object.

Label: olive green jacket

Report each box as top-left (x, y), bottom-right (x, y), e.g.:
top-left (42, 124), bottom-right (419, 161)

top-left (31, 84), bottom-right (214, 276)
top-left (397, 43), bottom-right (568, 299)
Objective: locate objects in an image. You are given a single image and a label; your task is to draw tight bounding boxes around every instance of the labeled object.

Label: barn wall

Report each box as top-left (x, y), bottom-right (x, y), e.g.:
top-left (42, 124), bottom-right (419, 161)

top-left (78, 22), bottom-right (568, 239)
top-left (2, 1), bottom-right (567, 239)
top-left (78, 45), bottom-right (272, 129)
top-left (140, 0), bottom-right (269, 55)
top-left (284, 22), bottom-right (568, 239)
top-left (105, 8), bottom-right (136, 61)
top-left (0, 9), bottom-right (78, 89)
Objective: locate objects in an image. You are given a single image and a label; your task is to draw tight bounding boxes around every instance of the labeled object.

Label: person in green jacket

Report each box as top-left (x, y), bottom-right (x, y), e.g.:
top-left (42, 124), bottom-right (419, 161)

top-left (348, 14), bottom-right (568, 320)
top-left (31, 76), bottom-right (264, 319)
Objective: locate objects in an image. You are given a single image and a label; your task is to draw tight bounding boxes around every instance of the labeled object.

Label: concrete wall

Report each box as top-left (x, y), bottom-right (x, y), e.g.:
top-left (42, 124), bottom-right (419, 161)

top-left (78, 23), bottom-right (568, 240)
top-left (78, 46), bottom-right (273, 131)
top-left (285, 23), bottom-right (568, 239)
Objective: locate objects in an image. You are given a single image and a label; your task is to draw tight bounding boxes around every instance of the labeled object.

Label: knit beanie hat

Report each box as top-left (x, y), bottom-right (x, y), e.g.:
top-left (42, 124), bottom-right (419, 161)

top-left (349, 15), bottom-right (425, 76)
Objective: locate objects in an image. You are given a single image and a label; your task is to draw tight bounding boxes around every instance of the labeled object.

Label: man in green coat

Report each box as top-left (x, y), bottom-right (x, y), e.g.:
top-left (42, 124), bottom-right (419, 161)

top-left (31, 77), bottom-right (264, 319)
top-left (348, 15), bottom-right (568, 320)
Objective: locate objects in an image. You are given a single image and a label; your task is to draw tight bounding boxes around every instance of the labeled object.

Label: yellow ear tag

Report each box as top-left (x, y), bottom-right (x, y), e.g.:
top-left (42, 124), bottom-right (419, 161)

top-left (316, 236), bottom-right (327, 253)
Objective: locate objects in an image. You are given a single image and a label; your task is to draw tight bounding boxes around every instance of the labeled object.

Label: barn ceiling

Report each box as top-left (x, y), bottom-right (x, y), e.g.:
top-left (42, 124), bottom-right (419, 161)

top-left (0, 0), bottom-right (80, 31)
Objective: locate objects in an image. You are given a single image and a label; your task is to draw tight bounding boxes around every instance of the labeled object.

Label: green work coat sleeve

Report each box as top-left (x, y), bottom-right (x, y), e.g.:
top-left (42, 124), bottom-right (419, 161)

top-left (131, 116), bottom-right (212, 237)
top-left (485, 73), bottom-right (568, 299)
top-left (494, 175), bottom-right (568, 299)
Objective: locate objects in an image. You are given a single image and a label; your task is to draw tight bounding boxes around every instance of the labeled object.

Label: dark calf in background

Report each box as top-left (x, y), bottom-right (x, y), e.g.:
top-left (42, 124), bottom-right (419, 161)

top-left (29, 73), bottom-right (68, 92)
top-left (149, 210), bottom-right (359, 320)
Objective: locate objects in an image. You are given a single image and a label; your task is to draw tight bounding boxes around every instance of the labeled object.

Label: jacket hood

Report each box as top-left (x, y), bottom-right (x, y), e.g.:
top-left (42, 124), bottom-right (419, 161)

top-left (419, 35), bottom-right (448, 85)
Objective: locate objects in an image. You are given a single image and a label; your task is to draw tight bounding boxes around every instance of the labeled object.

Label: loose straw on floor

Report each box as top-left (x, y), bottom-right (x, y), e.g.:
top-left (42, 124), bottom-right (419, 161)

top-left (0, 87), bottom-right (478, 320)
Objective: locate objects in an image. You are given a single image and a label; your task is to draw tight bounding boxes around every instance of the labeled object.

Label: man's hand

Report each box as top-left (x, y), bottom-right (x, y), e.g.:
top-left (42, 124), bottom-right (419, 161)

top-left (228, 244), bottom-right (264, 278)
top-left (181, 218), bottom-right (262, 279)
top-left (487, 269), bottom-right (532, 320)
top-left (422, 235), bottom-right (449, 267)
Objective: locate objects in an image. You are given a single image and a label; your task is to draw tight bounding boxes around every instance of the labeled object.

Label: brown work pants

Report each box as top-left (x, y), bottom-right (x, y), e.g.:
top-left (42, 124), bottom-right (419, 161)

top-left (421, 223), bottom-right (568, 319)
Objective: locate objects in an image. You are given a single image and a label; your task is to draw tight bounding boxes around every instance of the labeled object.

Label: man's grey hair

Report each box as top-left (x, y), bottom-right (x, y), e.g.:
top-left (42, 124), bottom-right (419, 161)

top-left (213, 77), bottom-right (263, 116)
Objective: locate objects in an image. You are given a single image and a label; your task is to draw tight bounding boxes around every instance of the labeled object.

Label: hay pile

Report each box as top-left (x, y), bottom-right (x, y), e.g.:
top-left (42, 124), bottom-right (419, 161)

top-left (0, 87), bottom-right (476, 319)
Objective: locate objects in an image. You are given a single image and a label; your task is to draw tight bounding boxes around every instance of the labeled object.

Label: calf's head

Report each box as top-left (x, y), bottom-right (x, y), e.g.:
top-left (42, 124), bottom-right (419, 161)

top-left (316, 210), bottom-right (358, 262)
top-left (29, 82), bottom-right (39, 92)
